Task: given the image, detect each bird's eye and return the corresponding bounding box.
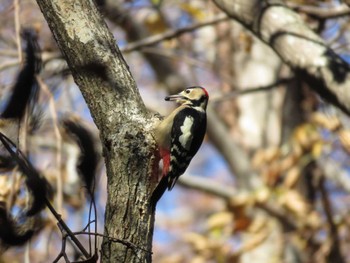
[185,89,191,94]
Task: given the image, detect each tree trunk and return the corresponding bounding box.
[34,0,158,262]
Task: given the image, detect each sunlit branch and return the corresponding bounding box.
[211,77,293,102]
[179,175,296,231]
[0,60,20,71]
[14,0,22,62]
[178,175,236,199]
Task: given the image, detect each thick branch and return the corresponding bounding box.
[213,0,350,115]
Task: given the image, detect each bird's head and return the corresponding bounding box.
[165,86,209,110]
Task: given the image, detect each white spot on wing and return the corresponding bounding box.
[193,106,205,112]
[179,116,194,150]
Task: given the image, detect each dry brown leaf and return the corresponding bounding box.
[190,256,208,263]
[283,166,301,189]
[264,147,281,163]
[183,232,209,252]
[206,211,233,230]
[252,149,266,168]
[252,147,281,168]
[144,13,168,34]
[180,3,206,21]
[0,176,11,200]
[292,143,303,159]
[227,194,253,232]
[254,187,270,203]
[279,155,298,172]
[262,162,281,186]
[160,254,183,263]
[311,112,341,131]
[338,129,350,153]
[305,211,322,229]
[239,31,253,52]
[311,141,324,158]
[279,190,309,216]
[247,216,267,233]
[293,124,319,150]
[234,214,252,232]
[238,231,268,254]
[229,193,252,207]
[234,211,251,231]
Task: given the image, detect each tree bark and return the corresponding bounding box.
[34,0,158,262]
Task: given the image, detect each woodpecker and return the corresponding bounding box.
[154,86,208,197]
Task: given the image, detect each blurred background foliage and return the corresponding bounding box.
[1,0,350,262]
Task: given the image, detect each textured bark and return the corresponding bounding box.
[34,0,158,262]
[213,0,350,115]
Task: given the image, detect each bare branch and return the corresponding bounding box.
[179,174,297,231]
[178,175,237,199]
[211,77,292,102]
[121,14,229,53]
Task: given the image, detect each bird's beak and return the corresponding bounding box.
[165,94,185,102]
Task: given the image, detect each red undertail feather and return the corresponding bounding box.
[160,148,170,177]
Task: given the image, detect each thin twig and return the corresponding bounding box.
[0,49,18,57]
[211,77,292,102]
[52,226,69,263]
[73,231,152,255]
[179,174,323,249]
[37,76,64,213]
[14,0,22,62]
[46,203,90,259]
[0,60,19,71]
[178,175,236,199]
[121,14,228,53]
[179,175,297,230]
[24,241,30,263]
[141,47,208,68]
[87,196,98,256]
[0,133,90,259]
